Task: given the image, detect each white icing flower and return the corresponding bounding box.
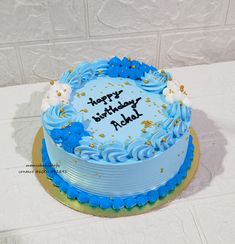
[41,81,72,112]
[162,80,192,107]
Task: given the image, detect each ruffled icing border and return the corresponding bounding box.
[41,135,194,210]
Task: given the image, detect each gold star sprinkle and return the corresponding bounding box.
[161,137,166,143]
[146,140,151,146]
[141,120,154,128]
[98,70,102,75]
[160,168,164,173]
[161,69,165,73]
[131,65,136,69]
[50,80,54,85]
[162,104,167,109]
[99,133,105,138]
[145,97,151,103]
[80,109,88,113]
[141,128,146,133]
[90,143,95,148]
[180,85,184,92]
[143,79,149,84]
[57,92,61,96]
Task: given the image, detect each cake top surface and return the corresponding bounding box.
[41,57,192,163]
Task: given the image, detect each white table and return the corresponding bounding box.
[0,61,235,244]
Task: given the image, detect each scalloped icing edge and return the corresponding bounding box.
[41,135,194,211]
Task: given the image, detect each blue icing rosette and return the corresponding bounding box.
[140,71,171,93]
[43,104,80,132]
[93,59,109,76]
[75,137,101,160]
[127,138,154,160]
[59,62,95,89]
[101,142,128,163]
[167,102,191,122]
[149,129,175,151]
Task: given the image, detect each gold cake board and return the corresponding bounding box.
[32,127,200,218]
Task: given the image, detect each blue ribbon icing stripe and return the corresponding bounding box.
[41,135,194,210]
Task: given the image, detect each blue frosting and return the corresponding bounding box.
[139,71,170,93]
[41,134,194,210]
[43,105,79,131]
[75,137,101,160]
[149,129,175,151]
[127,138,154,160]
[59,62,96,89]
[93,59,109,76]
[101,142,128,163]
[50,122,90,154]
[107,56,157,80]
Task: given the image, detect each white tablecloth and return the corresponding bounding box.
[0,61,235,244]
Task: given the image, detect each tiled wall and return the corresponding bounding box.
[0,0,235,86]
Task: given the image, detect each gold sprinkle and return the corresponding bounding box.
[61,125,66,129]
[90,143,95,148]
[69,69,73,73]
[161,137,166,143]
[143,79,149,84]
[161,69,165,73]
[162,104,167,109]
[128,136,132,139]
[141,128,146,133]
[146,140,151,146]
[124,81,131,86]
[57,92,61,96]
[180,85,184,92]
[174,119,180,125]
[99,133,105,138]
[50,80,54,85]
[160,168,164,173]
[131,65,136,69]
[80,109,88,113]
[169,77,172,81]
[81,92,86,96]
[98,70,102,75]
[59,107,64,113]
[127,56,131,61]
[141,120,154,128]
[63,89,66,92]
[145,97,151,103]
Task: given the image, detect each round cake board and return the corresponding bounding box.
[32,127,200,218]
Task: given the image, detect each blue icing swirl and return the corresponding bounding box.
[93,59,108,76]
[140,71,170,93]
[75,137,101,160]
[150,129,175,151]
[101,142,128,163]
[43,104,79,131]
[127,138,154,160]
[173,120,187,138]
[59,62,95,89]
[167,102,191,122]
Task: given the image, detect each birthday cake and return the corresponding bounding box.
[41,56,193,211]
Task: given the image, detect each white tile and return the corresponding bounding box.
[0,118,41,169]
[0,166,90,232]
[0,0,52,43]
[20,44,58,84]
[160,28,235,68]
[0,82,46,120]
[226,0,235,25]
[54,36,158,74]
[192,194,235,244]
[0,207,203,244]
[0,47,21,87]
[47,0,86,38]
[87,0,228,36]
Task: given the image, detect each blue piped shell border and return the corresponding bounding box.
[41,136,194,210]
